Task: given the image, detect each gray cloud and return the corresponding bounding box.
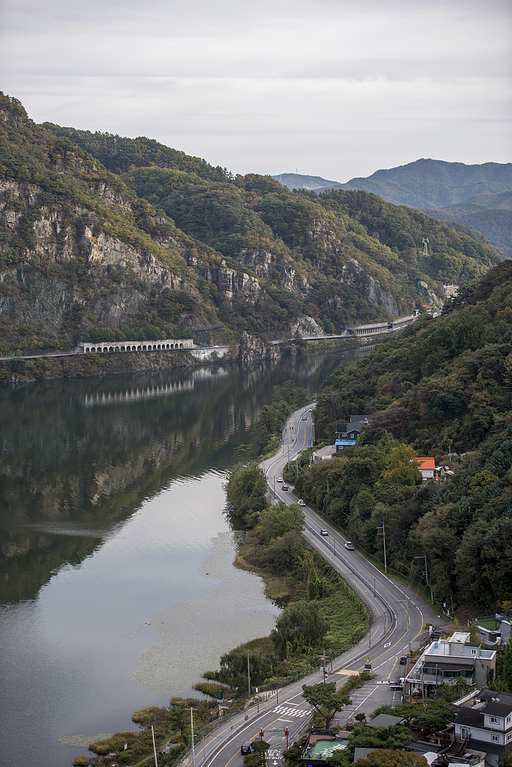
[1,0,511,181]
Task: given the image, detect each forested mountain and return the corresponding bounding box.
[298,260,512,611]
[425,191,512,256]
[274,160,512,256]
[0,93,503,355]
[275,161,512,255]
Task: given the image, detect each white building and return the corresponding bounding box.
[451,689,512,766]
[406,633,496,695]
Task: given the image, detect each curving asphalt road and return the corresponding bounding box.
[179,405,442,767]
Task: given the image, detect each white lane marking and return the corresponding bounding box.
[272,705,309,718]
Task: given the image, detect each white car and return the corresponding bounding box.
[344,541,355,550]
[298,499,306,506]
[320,529,329,536]
[277,477,283,483]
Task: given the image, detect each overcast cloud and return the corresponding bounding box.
[1,0,511,181]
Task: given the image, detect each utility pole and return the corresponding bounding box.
[151,726,158,767]
[415,553,433,603]
[190,708,196,767]
[247,650,251,697]
[376,521,387,573]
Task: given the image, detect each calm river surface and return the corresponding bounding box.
[0,349,362,767]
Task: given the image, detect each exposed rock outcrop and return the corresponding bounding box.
[238,331,279,363]
[290,315,325,338]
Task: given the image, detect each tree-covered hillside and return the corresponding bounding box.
[425,191,512,257]
[329,159,512,255]
[297,261,512,611]
[0,92,504,355]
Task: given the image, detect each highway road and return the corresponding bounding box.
[180,405,442,767]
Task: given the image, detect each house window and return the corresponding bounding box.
[507,715,512,724]
[490,716,500,724]
[471,649,477,655]
[491,735,499,743]
[461,728,470,740]
[507,732,512,743]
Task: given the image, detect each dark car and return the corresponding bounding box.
[241,742,253,755]
[399,656,408,665]
[282,485,289,491]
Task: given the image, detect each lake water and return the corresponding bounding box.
[0,349,359,766]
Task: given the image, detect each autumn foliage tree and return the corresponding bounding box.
[379,445,422,487]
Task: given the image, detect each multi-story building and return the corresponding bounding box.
[405,633,496,698]
[450,688,512,766]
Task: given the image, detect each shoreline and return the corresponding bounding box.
[0,332,384,385]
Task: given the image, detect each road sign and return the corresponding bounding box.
[308,439,311,446]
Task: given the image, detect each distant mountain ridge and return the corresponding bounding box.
[271,173,342,193]
[274,159,512,254]
[341,158,512,207]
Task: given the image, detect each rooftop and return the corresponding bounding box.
[425,639,495,660]
[303,736,348,762]
[367,713,406,728]
[415,457,436,470]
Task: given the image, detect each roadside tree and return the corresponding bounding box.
[301,681,351,729]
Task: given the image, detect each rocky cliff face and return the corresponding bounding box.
[238,331,279,363]
[0,173,281,349]
[0,172,403,350]
[206,258,262,302]
[3,93,497,358]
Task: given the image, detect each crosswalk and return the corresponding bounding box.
[272,704,309,718]
[338,686,379,723]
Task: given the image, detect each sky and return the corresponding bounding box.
[1,0,511,182]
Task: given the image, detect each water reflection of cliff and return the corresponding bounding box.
[0,350,356,604]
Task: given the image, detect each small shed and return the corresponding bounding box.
[367,713,406,728]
